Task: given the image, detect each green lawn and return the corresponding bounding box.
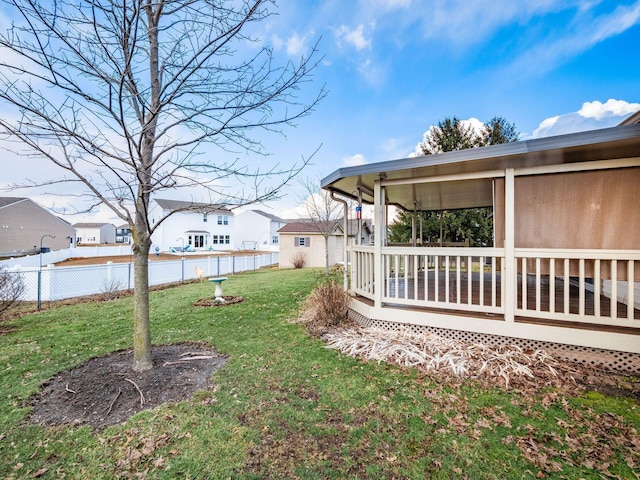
[1,268,639,479]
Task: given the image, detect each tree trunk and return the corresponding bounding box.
[132,228,152,371]
[129,0,160,372]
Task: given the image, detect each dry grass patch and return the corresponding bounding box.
[324,326,572,389]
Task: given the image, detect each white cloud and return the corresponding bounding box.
[420,0,568,44]
[578,99,640,120]
[369,0,411,11]
[412,117,485,156]
[343,153,367,167]
[508,1,640,76]
[531,99,640,138]
[334,24,373,51]
[271,31,312,56]
[286,32,306,56]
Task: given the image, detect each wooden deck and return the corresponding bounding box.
[386,272,640,320]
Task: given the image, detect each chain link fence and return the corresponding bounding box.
[2,253,278,309]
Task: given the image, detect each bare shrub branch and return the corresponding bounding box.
[100,277,126,301]
[298,280,352,337]
[290,251,307,269]
[0,266,26,319]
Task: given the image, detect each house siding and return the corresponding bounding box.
[0,199,75,256]
[234,210,285,250]
[149,201,234,252]
[280,232,335,268]
[75,224,116,244]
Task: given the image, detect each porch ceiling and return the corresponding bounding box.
[321,124,640,211]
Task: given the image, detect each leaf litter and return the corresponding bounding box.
[323,326,640,477]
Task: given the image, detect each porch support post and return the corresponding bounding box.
[411,202,418,247]
[504,168,516,322]
[374,180,384,308]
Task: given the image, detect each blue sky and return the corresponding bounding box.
[1,0,639,221]
[261,0,640,216]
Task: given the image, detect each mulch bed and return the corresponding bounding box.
[192,295,244,307]
[27,342,226,431]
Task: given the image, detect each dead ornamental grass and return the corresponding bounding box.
[297,280,353,337]
[323,327,563,388]
[295,280,560,388]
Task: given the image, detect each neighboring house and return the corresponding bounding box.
[115,224,132,244]
[277,218,373,269]
[321,121,640,369]
[149,198,234,252]
[234,209,286,250]
[0,197,75,257]
[74,223,116,244]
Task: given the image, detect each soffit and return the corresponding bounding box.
[321,124,640,211]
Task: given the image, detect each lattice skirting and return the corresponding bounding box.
[348,309,640,374]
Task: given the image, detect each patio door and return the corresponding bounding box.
[189,234,205,248]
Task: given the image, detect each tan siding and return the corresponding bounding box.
[494,167,640,280]
[279,232,342,268]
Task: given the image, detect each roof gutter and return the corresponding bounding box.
[330,191,349,292]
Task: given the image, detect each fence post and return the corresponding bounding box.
[37,269,42,311]
[107,261,113,283]
[181,257,185,282]
[232,256,235,275]
[217,256,220,277]
[128,262,132,291]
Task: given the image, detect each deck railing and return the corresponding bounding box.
[515,249,639,327]
[350,245,640,329]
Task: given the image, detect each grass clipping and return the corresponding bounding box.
[324,327,562,388]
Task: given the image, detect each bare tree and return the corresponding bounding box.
[0,0,324,370]
[298,178,349,274]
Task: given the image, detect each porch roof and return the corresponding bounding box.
[321,124,640,211]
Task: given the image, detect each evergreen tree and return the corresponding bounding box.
[390,116,518,247]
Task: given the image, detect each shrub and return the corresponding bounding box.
[0,265,25,319]
[298,279,352,337]
[99,277,126,301]
[290,251,307,269]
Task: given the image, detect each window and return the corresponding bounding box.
[295,237,310,247]
[212,235,219,244]
[224,235,230,244]
[272,236,278,244]
[217,215,229,225]
[203,214,207,223]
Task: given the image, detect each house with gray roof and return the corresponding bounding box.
[149,198,234,252]
[73,222,116,244]
[234,209,286,251]
[0,197,75,257]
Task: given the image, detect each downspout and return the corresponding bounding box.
[330,191,349,291]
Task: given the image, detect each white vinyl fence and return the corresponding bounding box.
[0,245,135,269]
[5,253,278,304]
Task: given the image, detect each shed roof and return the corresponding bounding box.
[277,222,323,234]
[321,124,640,211]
